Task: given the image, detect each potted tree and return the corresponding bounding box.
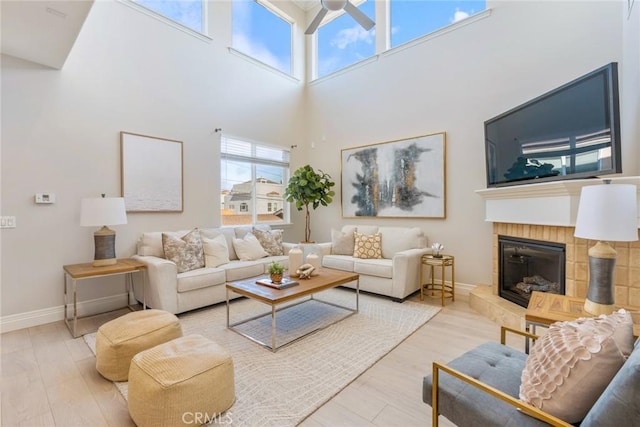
[284,165,335,243]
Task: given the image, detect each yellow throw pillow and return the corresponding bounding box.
[353,231,382,259]
[519,309,634,424]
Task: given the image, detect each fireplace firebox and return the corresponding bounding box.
[498,235,565,308]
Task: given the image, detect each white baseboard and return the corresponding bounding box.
[1,293,129,333]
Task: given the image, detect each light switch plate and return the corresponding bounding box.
[0,216,16,228]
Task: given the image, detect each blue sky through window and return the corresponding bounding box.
[232,0,292,74]
[134,0,203,32]
[391,0,486,47]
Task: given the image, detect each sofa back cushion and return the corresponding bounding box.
[138,229,191,258]
[581,337,640,426]
[378,227,426,259]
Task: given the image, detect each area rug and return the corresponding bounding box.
[84,288,440,426]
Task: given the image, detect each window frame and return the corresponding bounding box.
[123,0,210,40]
[231,0,295,76]
[220,135,291,227]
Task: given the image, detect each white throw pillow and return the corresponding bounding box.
[519,309,634,423]
[331,228,355,255]
[232,233,269,261]
[202,234,230,268]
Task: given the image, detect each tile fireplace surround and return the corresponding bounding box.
[472,176,640,328]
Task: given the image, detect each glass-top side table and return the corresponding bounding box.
[420,254,455,306]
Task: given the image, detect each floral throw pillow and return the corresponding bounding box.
[162,229,205,273]
[353,231,382,259]
[252,227,284,256]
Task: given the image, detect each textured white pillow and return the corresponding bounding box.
[331,229,355,255]
[162,229,205,273]
[202,234,230,268]
[519,309,634,423]
[232,233,268,261]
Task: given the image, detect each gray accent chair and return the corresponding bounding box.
[423,327,640,427]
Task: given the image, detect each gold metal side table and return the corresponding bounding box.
[420,254,455,306]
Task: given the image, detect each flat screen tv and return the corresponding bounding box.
[484,63,621,188]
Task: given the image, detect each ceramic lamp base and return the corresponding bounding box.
[93,226,117,267]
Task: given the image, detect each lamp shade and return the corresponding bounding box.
[80,197,128,227]
[574,184,638,242]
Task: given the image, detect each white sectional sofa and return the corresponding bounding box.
[131,225,295,314]
[318,225,430,301]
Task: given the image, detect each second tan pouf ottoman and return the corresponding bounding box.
[128,334,235,427]
[95,309,182,381]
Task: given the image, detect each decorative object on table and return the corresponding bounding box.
[267,261,285,284]
[574,180,638,315]
[431,242,444,258]
[341,132,446,218]
[306,252,320,276]
[121,131,183,212]
[296,263,315,279]
[256,277,299,289]
[288,246,303,277]
[80,194,128,266]
[284,165,335,243]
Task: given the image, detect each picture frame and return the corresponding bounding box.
[341,132,446,218]
[120,131,183,212]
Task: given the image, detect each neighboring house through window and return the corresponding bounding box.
[220,135,290,226]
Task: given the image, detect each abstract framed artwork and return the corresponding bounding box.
[341,132,446,218]
[120,131,183,212]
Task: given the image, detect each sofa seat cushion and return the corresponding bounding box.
[423,342,548,427]
[177,268,226,293]
[354,258,393,279]
[221,261,266,282]
[322,255,355,272]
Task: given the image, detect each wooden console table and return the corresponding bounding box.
[525,291,640,351]
[63,258,147,338]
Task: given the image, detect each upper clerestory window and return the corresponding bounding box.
[390,0,486,48]
[232,0,293,75]
[133,0,205,33]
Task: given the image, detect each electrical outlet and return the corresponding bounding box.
[0,216,16,228]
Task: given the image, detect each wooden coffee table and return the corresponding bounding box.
[226,268,359,352]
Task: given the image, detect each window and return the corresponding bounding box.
[317,0,375,78]
[220,136,290,226]
[133,0,204,32]
[232,0,292,74]
[390,0,486,47]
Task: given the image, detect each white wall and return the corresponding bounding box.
[304,1,628,288]
[0,0,307,323]
[1,0,637,329]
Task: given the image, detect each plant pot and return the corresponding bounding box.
[270,273,283,284]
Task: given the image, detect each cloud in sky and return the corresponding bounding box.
[451,8,471,23]
[330,25,374,50]
[232,33,288,73]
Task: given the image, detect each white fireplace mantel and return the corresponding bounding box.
[475,176,640,227]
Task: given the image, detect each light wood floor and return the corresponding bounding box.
[1,293,520,426]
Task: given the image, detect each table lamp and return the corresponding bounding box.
[81,194,128,266]
[574,181,638,315]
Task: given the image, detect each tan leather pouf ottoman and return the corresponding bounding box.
[95,309,182,381]
[128,334,235,427]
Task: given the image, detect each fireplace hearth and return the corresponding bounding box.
[499,235,566,308]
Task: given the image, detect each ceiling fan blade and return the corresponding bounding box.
[343,1,375,31]
[305,8,329,35]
